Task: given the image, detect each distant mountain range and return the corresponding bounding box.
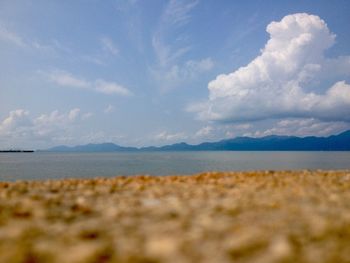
[43,130,350,152]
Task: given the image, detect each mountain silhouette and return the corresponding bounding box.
[44,130,350,152]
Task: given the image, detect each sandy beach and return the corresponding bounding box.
[1,170,350,263]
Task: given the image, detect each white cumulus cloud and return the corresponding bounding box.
[190,13,350,123]
[0,108,92,148]
[0,110,31,133]
[68,108,81,121]
[154,131,187,142]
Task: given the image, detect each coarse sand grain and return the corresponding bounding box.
[1,170,350,263]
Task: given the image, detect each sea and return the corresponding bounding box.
[0,151,350,181]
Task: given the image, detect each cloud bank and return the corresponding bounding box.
[190,13,350,123]
[0,108,91,148]
[252,118,350,138]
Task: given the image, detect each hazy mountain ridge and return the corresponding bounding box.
[42,130,350,152]
[45,143,138,152]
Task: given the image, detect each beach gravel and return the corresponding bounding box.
[1,170,350,262]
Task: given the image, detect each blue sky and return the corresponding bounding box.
[1,0,350,149]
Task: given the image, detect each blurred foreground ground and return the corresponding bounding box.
[1,170,350,263]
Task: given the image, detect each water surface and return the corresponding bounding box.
[0,151,349,181]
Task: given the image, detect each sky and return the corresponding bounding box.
[1,0,350,149]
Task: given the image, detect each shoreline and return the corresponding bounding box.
[1,170,350,262]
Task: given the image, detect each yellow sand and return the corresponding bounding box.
[1,170,350,263]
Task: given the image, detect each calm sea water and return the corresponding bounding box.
[0,151,349,181]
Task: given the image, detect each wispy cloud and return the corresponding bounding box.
[48,70,89,88]
[160,0,199,28]
[0,24,26,47]
[95,80,131,96]
[104,104,115,114]
[151,57,214,91]
[114,0,145,53]
[153,0,198,67]
[0,22,116,66]
[0,23,70,55]
[46,70,132,96]
[151,0,214,91]
[100,37,119,55]
[81,55,106,66]
[152,36,191,68]
[81,37,120,66]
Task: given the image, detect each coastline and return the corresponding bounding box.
[1,170,350,262]
[0,150,34,153]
